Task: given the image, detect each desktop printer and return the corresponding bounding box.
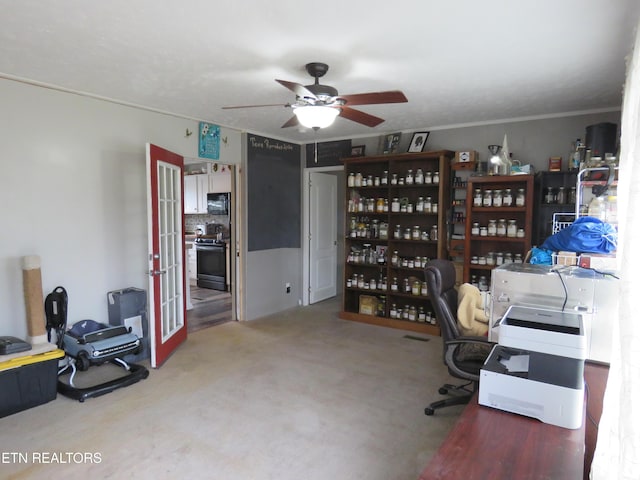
[478,305,586,429]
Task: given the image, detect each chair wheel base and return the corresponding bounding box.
[424,407,435,416]
[438,387,448,395]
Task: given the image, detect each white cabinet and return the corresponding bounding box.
[184,174,210,214]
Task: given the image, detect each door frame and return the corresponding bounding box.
[301,165,344,306]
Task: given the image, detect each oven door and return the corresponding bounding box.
[196,244,226,291]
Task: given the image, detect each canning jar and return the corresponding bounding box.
[381,171,388,185]
[556,186,566,205]
[473,189,483,207]
[394,224,402,239]
[496,219,507,237]
[406,169,414,185]
[480,226,488,237]
[433,171,440,183]
[391,197,400,212]
[507,220,517,238]
[391,173,398,185]
[544,187,555,204]
[430,225,438,241]
[404,228,411,240]
[488,219,498,236]
[348,172,355,187]
[483,189,493,207]
[424,196,432,213]
[412,225,421,240]
[516,188,526,207]
[503,188,513,206]
[424,171,433,184]
[493,189,503,207]
[416,196,424,212]
[415,168,424,184]
[471,222,480,236]
[355,172,362,187]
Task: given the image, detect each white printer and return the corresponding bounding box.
[479,305,586,429]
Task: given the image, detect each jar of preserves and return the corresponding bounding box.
[471,255,479,264]
[403,228,411,240]
[415,168,424,184]
[480,226,488,237]
[507,220,517,237]
[432,203,438,214]
[374,176,380,186]
[416,196,424,212]
[486,252,495,265]
[504,252,513,264]
[391,173,398,185]
[556,186,566,205]
[390,303,398,318]
[391,197,400,213]
[516,188,526,207]
[412,225,421,240]
[430,225,438,241]
[394,224,402,239]
[516,227,525,238]
[391,277,399,292]
[424,171,433,184]
[379,222,388,239]
[381,170,389,185]
[471,222,480,235]
[418,306,426,322]
[496,219,507,237]
[408,305,417,321]
[514,253,523,263]
[376,198,385,213]
[366,174,373,186]
[483,189,493,207]
[495,252,504,266]
[421,281,429,296]
[403,278,411,293]
[503,188,513,206]
[412,280,421,295]
[433,171,440,183]
[347,172,355,187]
[391,250,399,266]
[357,274,365,288]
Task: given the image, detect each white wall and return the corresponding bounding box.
[0,78,240,339]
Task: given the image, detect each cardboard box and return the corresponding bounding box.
[0,349,64,418]
[579,253,617,272]
[359,295,379,316]
[549,156,562,171]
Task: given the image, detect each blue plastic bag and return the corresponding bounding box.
[529,247,553,265]
[540,216,617,253]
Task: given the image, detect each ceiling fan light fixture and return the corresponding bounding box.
[293,105,339,129]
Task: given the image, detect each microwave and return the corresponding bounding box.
[207,192,230,215]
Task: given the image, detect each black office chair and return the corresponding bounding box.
[423,259,494,415]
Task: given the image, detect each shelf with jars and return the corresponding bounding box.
[340,150,454,335]
[463,175,533,290]
[533,171,578,246]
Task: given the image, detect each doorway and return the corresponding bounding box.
[302,166,345,306]
[184,159,236,332]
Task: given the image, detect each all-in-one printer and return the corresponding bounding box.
[479,305,587,429]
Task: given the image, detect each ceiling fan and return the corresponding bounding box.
[222,62,408,129]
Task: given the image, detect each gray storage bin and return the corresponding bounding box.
[107,287,149,362]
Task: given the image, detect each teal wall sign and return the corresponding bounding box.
[198,122,220,160]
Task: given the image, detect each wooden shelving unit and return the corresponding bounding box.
[463,175,534,286]
[339,150,454,335]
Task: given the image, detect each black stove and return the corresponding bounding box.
[194,237,226,245]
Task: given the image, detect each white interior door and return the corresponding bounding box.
[146,143,187,368]
[309,172,338,303]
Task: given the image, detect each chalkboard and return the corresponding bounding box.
[247,135,301,251]
[305,140,352,167]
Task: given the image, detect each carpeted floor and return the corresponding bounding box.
[0,297,464,480]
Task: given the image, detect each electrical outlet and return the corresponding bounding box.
[286,283,291,294]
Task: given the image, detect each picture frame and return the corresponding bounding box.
[382,133,401,154]
[408,131,430,153]
[351,145,366,157]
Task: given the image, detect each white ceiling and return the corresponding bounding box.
[1,0,638,144]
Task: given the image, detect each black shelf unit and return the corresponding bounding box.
[533,171,578,246]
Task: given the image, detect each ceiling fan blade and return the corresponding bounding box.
[222,103,290,109]
[281,115,300,128]
[276,79,317,99]
[339,106,385,127]
[338,90,408,106]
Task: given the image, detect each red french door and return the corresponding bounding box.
[146,143,187,367]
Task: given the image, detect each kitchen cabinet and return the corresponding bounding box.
[463,175,533,287]
[184,174,210,214]
[339,150,454,335]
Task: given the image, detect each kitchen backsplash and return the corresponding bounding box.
[185,214,230,235]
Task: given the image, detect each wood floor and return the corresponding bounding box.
[187,283,232,333]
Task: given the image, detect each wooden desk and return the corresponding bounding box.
[419,362,608,480]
